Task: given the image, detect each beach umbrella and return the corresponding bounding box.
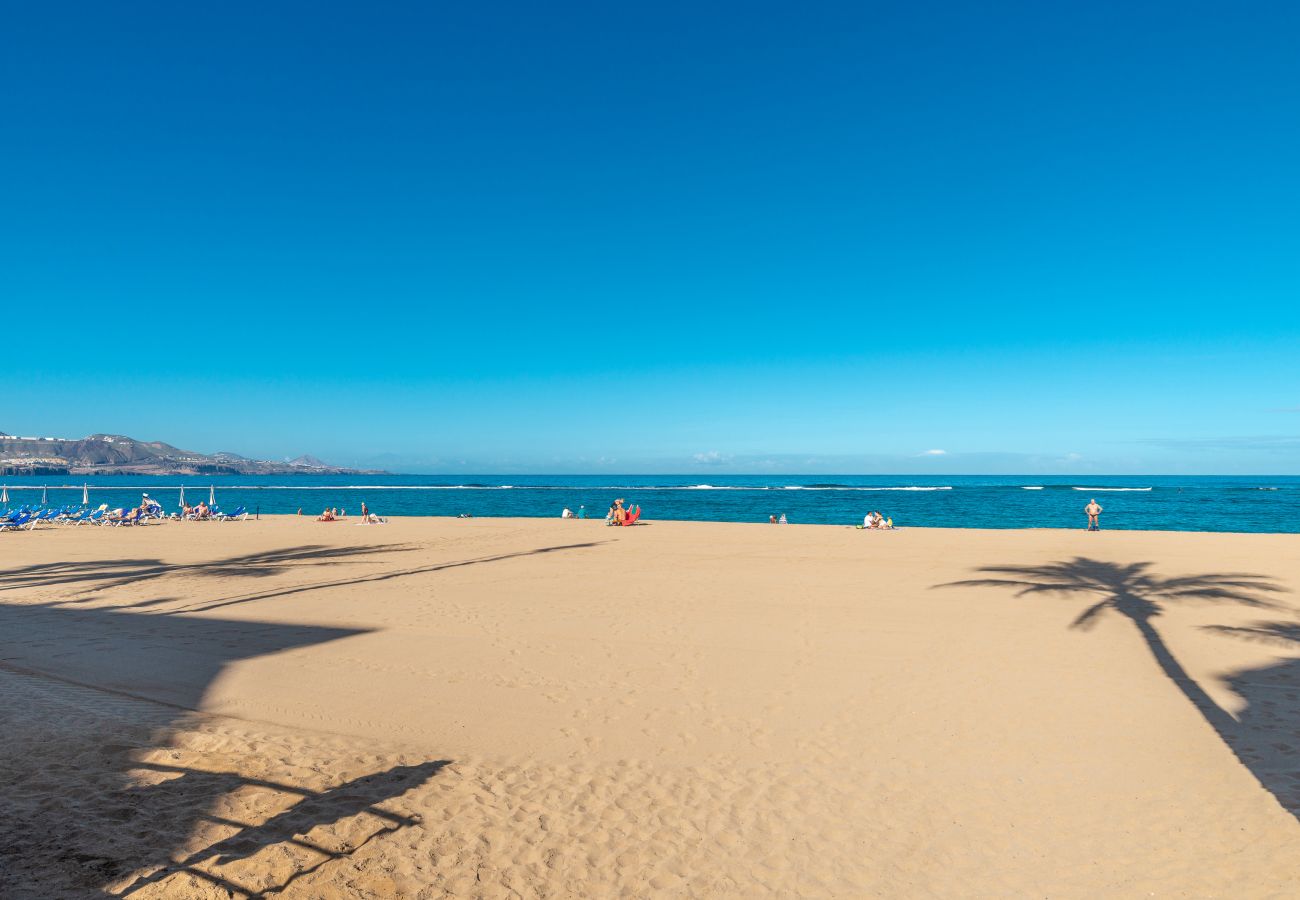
[209,484,216,506]
[179,485,186,508]
[82,483,89,505]
[1,485,7,503]
[41,485,47,505]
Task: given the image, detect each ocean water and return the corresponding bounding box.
[3,474,1300,533]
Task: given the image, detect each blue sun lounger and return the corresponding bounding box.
[0,512,33,532]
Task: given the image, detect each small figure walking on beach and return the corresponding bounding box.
[1085,498,1103,531]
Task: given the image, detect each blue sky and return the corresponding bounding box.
[3,2,1298,474]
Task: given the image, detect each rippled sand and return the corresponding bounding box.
[2,517,1298,897]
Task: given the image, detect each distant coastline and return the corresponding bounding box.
[0,430,383,477]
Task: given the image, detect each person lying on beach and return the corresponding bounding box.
[317,508,336,522]
[362,512,386,524]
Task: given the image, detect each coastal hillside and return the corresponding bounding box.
[0,430,381,476]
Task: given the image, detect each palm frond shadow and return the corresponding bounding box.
[1202,621,1300,648]
[0,543,422,603]
[115,759,448,897]
[0,661,448,898]
[937,558,1300,823]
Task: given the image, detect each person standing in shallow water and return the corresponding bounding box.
[1085,499,1103,531]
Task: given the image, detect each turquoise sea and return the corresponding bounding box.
[3,474,1300,533]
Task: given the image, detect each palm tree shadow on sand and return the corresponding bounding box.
[0,538,610,896]
[937,558,1300,824]
[0,613,448,899]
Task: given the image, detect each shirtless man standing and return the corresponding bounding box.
[1085,499,1103,531]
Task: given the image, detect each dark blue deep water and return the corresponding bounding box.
[3,474,1300,533]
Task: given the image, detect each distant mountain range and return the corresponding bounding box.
[0,431,384,476]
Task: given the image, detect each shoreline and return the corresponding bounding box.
[30,511,1299,537]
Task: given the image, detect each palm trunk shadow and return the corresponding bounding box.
[1127,611,1239,735]
[937,558,1298,825]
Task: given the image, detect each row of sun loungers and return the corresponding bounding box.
[0,506,144,530]
[0,504,249,532]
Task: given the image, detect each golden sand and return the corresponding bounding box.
[2,516,1298,897]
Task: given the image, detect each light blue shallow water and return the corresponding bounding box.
[3,474,1300,533]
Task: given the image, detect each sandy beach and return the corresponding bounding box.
[2,516,1298,897]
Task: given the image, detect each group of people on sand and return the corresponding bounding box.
[182,500,212,520]
[316,502,386,524]
[861,511,893,530]
[606,498,640,525]
[769,513,788,524]
[560,499,639,525]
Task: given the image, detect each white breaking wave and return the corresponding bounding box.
[183,485,504,490]
[1021,486,1044,490]
[58,482,956,492]
[780,485,952,491]
[1072,487,1152,492]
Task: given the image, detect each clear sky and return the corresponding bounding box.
[4,2,1298,474]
